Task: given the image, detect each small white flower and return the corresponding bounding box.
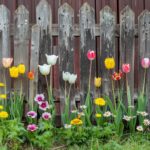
[123,115,132,121]
[45,54,58,65]
[103,111,112,117]
[62,71,70,81]
[136,125,143,132]
[38,64,51,75]
[143,119,150,126]
[128,105,135,109]
[80,105,87,109]
[64,124,72,129]
[137,111,148,117]
[78,112,85,116]
[68,74,77,84]
[71,110,78,113]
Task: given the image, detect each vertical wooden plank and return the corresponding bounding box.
[36,0,52,94]
[138,10,150,112]
[99,6,116,96]
[0,5,10,90]
[58,3,74,73]
[79,3,96,100]
[14,5,29,97]
[29,24,40,108]
[58,3,74,109]
[120,6,135,104]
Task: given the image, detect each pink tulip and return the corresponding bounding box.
[2,58,13,68]
[122,64,130,73]
[27,124,38,132]
[87,50,96,60]
[141,58,150,69]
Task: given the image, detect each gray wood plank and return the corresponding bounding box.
[79,2,96,101]
[58,3,74,109]
[120,6,135,105]
[14,5,29,98]
[36,0,52,94]
[99,6,116,97]
[138,10,150,112]
[29,24,40,109]
[0,5,11,92]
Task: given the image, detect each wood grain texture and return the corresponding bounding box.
[79,2,96,101]
[14,5,29,97]
[0,5,10,92]
[29,24,40,109]
[138,10,150,112]
[99,6,116,96]
[36,0,52,94]
[120,6,135,104]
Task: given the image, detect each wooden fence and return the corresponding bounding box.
[0,0,150,125]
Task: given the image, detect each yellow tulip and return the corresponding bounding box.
[104,57,115,69]
[9,66,19,78]
[18,64,26,74]
[94,77,102,88]
[0,94,7,99]
[0,83,5,87]
[0,105,3,110]
[0,111,8,119]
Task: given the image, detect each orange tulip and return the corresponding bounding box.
[28,71,34,80]
[2,58,13,68]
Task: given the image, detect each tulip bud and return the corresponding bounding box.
[122,64,130,73]
[94,77,101,88]
[87,50,96,61]
[141,58,150,69]
[38,64,51,76]
[45,54,58,65]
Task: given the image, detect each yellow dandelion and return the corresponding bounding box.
[94,98,106,106]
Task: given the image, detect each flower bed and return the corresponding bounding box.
[0,51,149,149]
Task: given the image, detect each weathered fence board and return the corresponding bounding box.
[0,5,11,91]
[14,5,29,97]
[99,6,116,97]
[79,3,96,102]
[58,3,75,109]
[29,24,40,109]
[120,6,135,105]
[36,0,52,94]
[138,10,150,112]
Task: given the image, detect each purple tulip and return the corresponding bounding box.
[27,124,38,132]
[42,112,51,120]
[27,111,37,118]
[141,58,150,69]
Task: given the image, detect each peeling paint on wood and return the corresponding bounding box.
[138,10,150,112]
[99,6,116,96]
[14,5,29,98]
[79,3,96,102]
[0,5,11,91]
[29,24,40,109]
[120,6,135,104]
[36,0,52,94]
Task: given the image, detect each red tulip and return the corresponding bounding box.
[122,64,130,73]
[112,71,123,81]
[87,50,96,60]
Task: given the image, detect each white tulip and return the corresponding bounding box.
[62,71,70,81]
[68,74,77,84]
[38,64,51,75]
[45,54,58,65]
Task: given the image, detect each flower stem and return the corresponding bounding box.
[68,84,72,99]
[45,75,50,104]
[111,80,116,111]
[65,81,66,100]
[49,67,53,97]
[20,78,23,101]
[88,60,92,92]
[142,69,146,96]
